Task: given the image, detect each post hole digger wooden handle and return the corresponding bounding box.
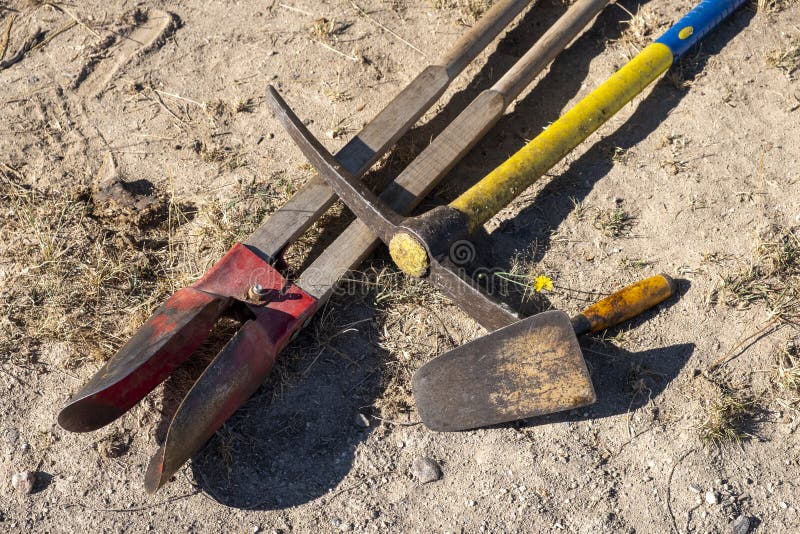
[570,274,676,336]
[412,274,678,431]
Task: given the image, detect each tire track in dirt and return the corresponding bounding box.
[75,9,178,99]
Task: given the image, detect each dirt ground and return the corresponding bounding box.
[1,0,800,532]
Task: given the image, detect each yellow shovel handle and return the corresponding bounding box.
[449,43,674,231]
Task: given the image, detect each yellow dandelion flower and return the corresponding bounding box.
[533,275,554,292]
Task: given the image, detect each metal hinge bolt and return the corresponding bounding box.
[248,283,269,301]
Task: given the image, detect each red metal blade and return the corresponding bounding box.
[58,243,296,432]
[145,281,317,492]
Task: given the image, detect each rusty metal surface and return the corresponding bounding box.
[58,243,318,433]
[145,291,318,492]
[265,86,402,245]
[58,288,230,432]
[413,310,596,431]
[427,256,520,331]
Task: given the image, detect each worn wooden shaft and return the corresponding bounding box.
[570,274,676,336]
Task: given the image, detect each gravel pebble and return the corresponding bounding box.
[3,428,19,444]
[11,471,36,494]
[411,456,442,484]
[354,413,370,428]
[705,490,719,505]
[732,515,751,534]
[689,484,702,493]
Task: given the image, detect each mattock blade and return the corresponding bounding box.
[265,86,402,245]
[267,85,520,330]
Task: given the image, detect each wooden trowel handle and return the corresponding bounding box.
[570,274,676,336]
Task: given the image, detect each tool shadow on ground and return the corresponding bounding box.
[180,301,387,509]
[480,8,755,271]
[509,279,692,427]
[162,1,580,510]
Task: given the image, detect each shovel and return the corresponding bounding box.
[413,274,675,431]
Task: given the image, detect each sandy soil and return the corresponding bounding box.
[1,0,800,532]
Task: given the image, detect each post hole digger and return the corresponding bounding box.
[57,0,620,493]
[268,0,746,430]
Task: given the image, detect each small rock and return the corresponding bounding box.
[732,515,751,534]
[411,456,442,484]
[705,490,719,505]
[11,472,36,494]
[3,428,19,444]
[779,501,789,510]
[354,413,370,428]
[689,484,703,493]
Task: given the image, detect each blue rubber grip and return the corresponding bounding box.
[655,0,746,60]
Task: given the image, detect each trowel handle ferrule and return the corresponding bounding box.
[570,274,676,336]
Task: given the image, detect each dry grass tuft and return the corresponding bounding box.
[308,17,350,42]
[0,162,292,372]
[205,98,228,117]
[96,428,132,458]
[614,4,666,57]
[0,177,187,369]
[756,0,799,14]
[492,249,553,307]
[336,263,457,417]
[767,39,800,80]
[699,379,756,447]
[234,97,255,113]
[433,0,493,24]
[594,206,635,238]
[200,142,246,172]
[716,225,800,319]
[772,340,800,416]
